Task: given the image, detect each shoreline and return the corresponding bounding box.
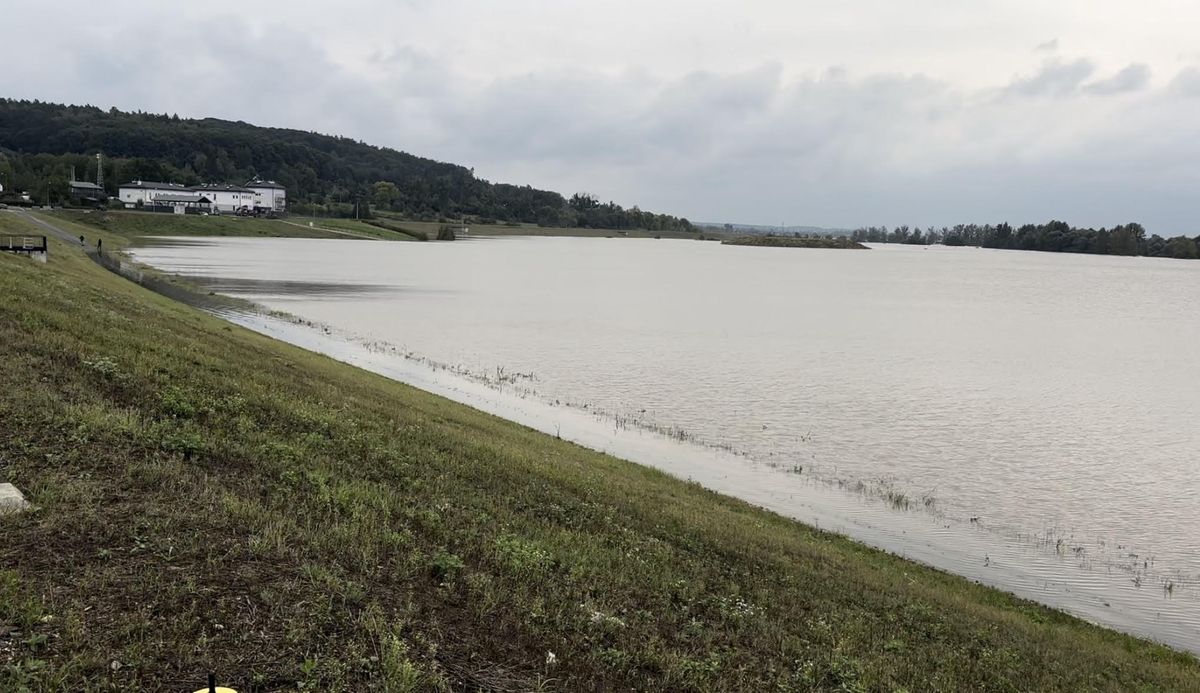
[3,217,1197,688]
[117,229,1200,656]
[721,235,869,249]
[211,306,1200,656]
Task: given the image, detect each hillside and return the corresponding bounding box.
[0,99,693,231]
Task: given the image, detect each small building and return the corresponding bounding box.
[68,181,107,207]
[148,193,212,215]
[245,179,287,214]
[118,180,192,208]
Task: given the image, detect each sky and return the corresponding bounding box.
[8,1,1200,233]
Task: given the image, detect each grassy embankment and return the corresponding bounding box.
[1,210,1198,691]
[722,235,869,250]
[370,212,721,240]
[47,209,427,244]
[47,209,710,243]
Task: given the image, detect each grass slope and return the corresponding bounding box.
[46,210,350,241]
[291,217,417,241]
[0,215,1197,691]
[46,209,705,244]
[370,212,721,240]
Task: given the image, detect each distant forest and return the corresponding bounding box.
[0,99,693,231]
[851,221,1199,259]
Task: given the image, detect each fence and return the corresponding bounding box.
[89,250,245,312]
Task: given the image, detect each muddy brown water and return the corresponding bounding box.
[130,236,1200,653]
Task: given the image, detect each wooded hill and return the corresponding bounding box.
[0,99,693,230]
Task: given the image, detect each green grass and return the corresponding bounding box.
[47,209,351,242]
[0,214,1197,690]
[49,207,717,244]
[0,210,51,237]
[295,217,418,241]
[360,218,433,241]
[373,213,718,240]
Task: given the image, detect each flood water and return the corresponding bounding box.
[129,236,1200,653]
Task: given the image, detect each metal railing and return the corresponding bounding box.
[0,235,48,253]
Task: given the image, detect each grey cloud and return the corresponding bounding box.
[49,16,398,144]
[1035,39,1059,53]
[1005,58,1095,97]
[1169,66,1200,97]
[1083,64,1151,95]
[9,2,1200,233]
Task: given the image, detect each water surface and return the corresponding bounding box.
[130,236,1200,653]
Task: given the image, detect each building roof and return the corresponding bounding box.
[245,179,285,190]
[120,180,190,191]
[69,181,104,191]
[191,183,254,193]
[152,193,211,203]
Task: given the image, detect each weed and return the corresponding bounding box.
[430,551,464,582]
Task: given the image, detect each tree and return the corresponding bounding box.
[569,192,599,211]
[1167,236,1198,259]
[371,181,400,210]
[1109,223,1144,256]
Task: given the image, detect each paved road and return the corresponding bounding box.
[6,209,87,246]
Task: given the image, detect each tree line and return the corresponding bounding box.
[850,221,1199,259]
[0,99,693,231]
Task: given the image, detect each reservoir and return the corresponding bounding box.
[129,235,1200,653]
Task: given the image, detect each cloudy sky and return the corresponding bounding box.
[10,1,1200,232]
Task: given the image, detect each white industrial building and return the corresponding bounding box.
[117,180,193,207]
[191,183,256,213]
[118,179,287,215]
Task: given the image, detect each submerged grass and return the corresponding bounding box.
[722,235,869,249]
[375,214,713,240]
[0,214,1198,690]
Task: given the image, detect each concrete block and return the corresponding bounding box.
[0,483,30,514]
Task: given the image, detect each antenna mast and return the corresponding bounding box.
[96,153,104,189]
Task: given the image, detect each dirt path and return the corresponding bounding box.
[9,209,85,246]
[277,218,379,240]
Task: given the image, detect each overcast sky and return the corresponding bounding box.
[9,1,1200,232]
